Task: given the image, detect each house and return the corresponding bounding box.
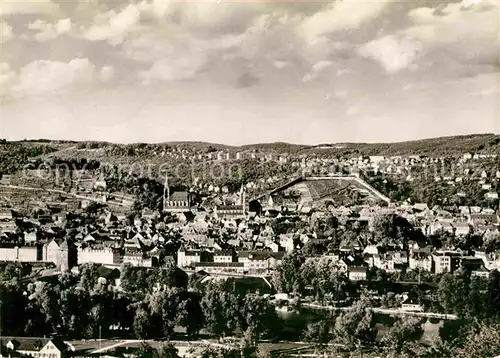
[400,296,424,312]
[122,252,153,267]
[0,243,43,262]
[164,191,192,213]
[459,256,484,272]
[265,240,280,253]
[452,222,471,237]
[409,249,433,272]
[0,208,13,221]
[215,205,246,220]
[43,239,77,272]
[485,192,499,200]
[2,337,70,358]
[177,246,209,268]
[432,251,461,274]
[279,234,295,253]
[348,266,367,281]
[471,266,490,279]
[413,203,429,212]
[213,250,235,263]
[77,245,120,266]
[237,251,284,273]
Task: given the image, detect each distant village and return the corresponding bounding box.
[0,145,499,283]
[0,141,500,357]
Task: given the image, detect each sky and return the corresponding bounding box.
[0,0,499,145]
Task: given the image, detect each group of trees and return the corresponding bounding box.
[437,269,500,319]
[272,251,355,304]
[0,142,56,175]
[302,300,424,356]
[0,263,281,345]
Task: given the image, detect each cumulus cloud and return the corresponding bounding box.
[84,4,141,45]
[298,0,392,43]
[0,0,60,16]
[273,61,289,69]
[403,0,499,68]
[0,63,16,87]
[302,60,333,82]
[358,35,423,74]
[99,66,115,82]
[9,59,112,97]
[138,56,207,85]
[28,18,72,42]
[0,21,13,43]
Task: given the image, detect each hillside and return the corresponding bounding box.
[304,134,500,157]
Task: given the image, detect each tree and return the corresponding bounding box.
[134,342,157,358]
[201,282,243,339]
[486,269,500,318]
[133,304,152,339]
[303,320,332,352]
[241,294,279,341]
[157,343,181,358]
[381,317,424,354]
[271,251,305,294]
[147,288,181,339]
[79,262,101,291]
[333,301,377,350]
[176,294,204,337]
[453,321,500,358]
[437,271,470,316]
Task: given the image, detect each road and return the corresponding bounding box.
[302,302,458,320]
[88,338,233,354]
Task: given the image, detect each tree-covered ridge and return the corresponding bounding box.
[4,133,500,159]
[0,142,57,175]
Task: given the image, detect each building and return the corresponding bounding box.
[237,251,284,273]
[43,239,77,272]
[193,262,244,274]
[0,243,43,262]
[177,246,209,268]
[409,249,433,272]
[348,266,367,281]
[77,246,120,266]
[214,205,246,219]
[432,251,461,274]
[122,252,153,267]
[2,337,70,358]
[401,296,424,312]
[213,250,235,263]
[164,191,192,213]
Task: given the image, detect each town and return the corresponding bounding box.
[0,135,499,358]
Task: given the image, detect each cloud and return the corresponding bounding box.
[10,59,111,97]
[298,0,392,43]
[0,63,16,91]
[302,60,333,82]
[99,66,115,82]
[28,18,72,42]
[404,0,499,67]
[273,61,288,69]
[236,71,261,88]
[358,35,422,74]
[138,56,207,85]
[84,4,141,45]
[0,21,13,43]
[0,0,60,16]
